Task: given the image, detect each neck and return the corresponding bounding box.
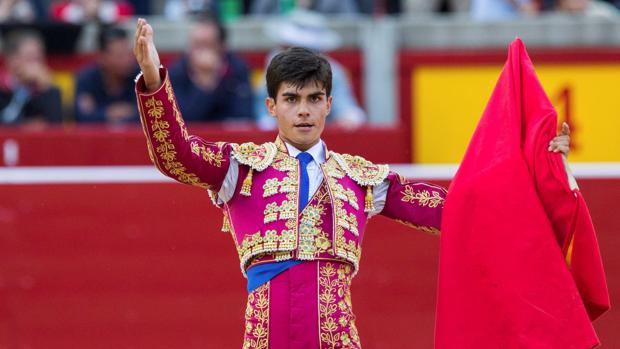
[278,134,319,152]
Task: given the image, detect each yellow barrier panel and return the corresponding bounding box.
[413,64,620,163]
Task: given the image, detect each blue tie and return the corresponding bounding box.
[296,152,313,211]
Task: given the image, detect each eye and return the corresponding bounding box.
[311,95,322,103]
[285,96,296,103]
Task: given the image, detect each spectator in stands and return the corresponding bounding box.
[50,0,134,24]
[0,0,45,23]
[74,26,139,124]
[542,0,619,16]
[0,30,62,125]
[250,0,360,15]
[127,0,151,15]
[256,9,366,130]
[401,0,469,15]
[163,0,218,20]
[470,0,539,21]
[168,12,254,122]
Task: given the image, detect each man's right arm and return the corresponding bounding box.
[134,18,234,193]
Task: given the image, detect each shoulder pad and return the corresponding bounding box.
[231,142,278,171]
[330,151,389,186]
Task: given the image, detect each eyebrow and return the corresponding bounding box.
[281,91,326,98]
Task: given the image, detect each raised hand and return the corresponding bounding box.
[134,18,162,92]
[548,122,571,156]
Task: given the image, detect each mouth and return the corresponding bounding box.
[294,123,314,130]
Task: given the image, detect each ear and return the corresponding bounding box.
[326,95,333,116]
[266,97,277,117]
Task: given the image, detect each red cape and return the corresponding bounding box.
[435,39,610,349]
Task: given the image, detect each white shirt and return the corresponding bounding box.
[218,140,389,217]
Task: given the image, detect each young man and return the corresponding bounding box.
[133,19,570,348]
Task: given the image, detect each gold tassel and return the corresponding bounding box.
[365,185,374,212]
[221,214,231,232]
[240,168,253,196]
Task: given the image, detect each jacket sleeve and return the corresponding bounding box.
[380,172,447,235]
[135,67,232,192]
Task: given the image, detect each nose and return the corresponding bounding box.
[297,100,310,118]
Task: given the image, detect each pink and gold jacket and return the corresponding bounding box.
[135,68,447,278]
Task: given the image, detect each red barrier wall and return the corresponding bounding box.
[0,126,410,166]
[1,178,617,348]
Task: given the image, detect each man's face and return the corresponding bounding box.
[101,38,134,78]
[8,38,44,75]
[188,23,222,73]
[267,81,332,151]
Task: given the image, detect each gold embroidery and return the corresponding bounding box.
[331,152,389,187]
[364,185,374,213]
[262,175,297,198]
[331,182,359,211]
[263,202,278,224]
[240,169,254,196]
[401,185,445,208]
[323,158,362,274]
[145,97,164,118]
[279,176,296,193]
[348,213,359,236]
[278,200,296,220]
[243,283,269,349]
[319,262,360,348]
[143,92,209,190]
[271,155,297,172]
[324,156,345,179]
[221,213,231,232]
[298,191,327,259]
[262,178,280,197]
[232,142,278,171]
[190,141,224,167]
[238,229,297,272]
[395,219,441,235]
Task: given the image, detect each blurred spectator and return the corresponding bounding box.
[0,0,36,22]
[127,0,151,15]
[50,0,134,24]
[0,30,62,125]
[256,9,366,130]
[402,0,470,14]
[470,0,539,21]
[168,12,254,122]
[542,0,619,16]
[250,0,360,15]
[163,0,218,20]
[74,26,139,124]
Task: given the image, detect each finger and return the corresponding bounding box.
[561,122,570,136]
[135,18,143,44]
[139,37,149,61]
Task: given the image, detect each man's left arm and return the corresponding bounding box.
[371,122,571,235]
[372,173,447,235]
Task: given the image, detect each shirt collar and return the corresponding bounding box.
[285,140,326,165]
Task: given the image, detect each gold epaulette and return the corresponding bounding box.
[330,152,390,213]
[231,142,278,171]
[330,152,389,187]
[231,142,278,196]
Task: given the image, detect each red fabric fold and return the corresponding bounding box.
[435,38,610,349]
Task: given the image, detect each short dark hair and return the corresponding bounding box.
[193,11,226,44]
[266,47,332,100]
[98,26,128,51]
